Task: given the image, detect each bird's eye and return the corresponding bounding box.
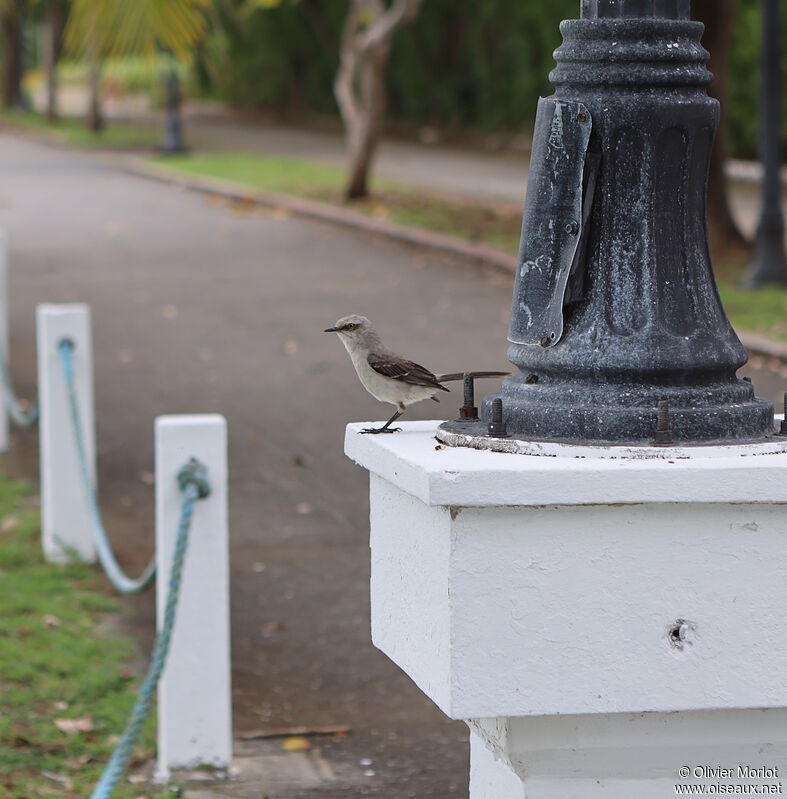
[346,323,358,331]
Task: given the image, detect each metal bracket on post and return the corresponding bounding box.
[36,304,96,564]
[154,414,232,780]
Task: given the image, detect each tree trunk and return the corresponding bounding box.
[43,4,65,122]
[345,50,388,199]
[334,0,421,201]
[1,7,24,109]
[87,50,103,133]
[694,0,748,253]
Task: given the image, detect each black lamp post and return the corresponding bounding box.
[443,0,774,445]
[160,66,187,155]
[746,0,787,287]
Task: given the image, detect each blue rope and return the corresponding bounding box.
[59,339,156,594]
[0,347,38,428]
[58,337,214,796]
[90,457,211,799]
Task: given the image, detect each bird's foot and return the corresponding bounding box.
[361,426,402,435]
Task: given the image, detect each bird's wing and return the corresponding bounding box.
[367,353,450,392]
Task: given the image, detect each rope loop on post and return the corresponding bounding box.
[178,457,211,499]
[58,338,157,594]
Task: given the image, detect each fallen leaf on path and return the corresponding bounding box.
[281,737,310,752]
[262,621,285,637]
[296,502,312,516]
[54,716,93,735]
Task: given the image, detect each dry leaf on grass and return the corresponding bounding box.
[1,515,19,532]
[54,716,93,735]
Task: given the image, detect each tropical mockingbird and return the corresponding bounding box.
[325,314,505,434]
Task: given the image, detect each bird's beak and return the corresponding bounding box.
[324,326,338,333]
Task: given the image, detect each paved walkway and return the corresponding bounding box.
[1,133,785,798]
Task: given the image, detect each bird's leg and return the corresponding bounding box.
[362,409,403,435]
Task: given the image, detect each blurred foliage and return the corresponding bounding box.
[728,0,787,160]
[204,0,785,158]
[386,0,575,130]
[65,0,210,61]
[23,55,194,93]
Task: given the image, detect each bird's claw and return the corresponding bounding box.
[361,427,402,435]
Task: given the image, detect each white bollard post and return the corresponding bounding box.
[154,414,232,780]
[37,304,95,564]
[0,230,9,453]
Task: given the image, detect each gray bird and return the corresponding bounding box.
[325,314,448,434]
[325,314,506,435]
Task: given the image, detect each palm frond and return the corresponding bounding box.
[66,0,210,62]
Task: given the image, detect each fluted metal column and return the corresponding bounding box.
[443,0,774,445]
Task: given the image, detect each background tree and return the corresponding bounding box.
[693,0,748,252]
[37,0,69,121]
[65,0,210,132]
[1,0,26,109]
[334,0,421,200]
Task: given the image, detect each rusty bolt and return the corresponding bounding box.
[459,373,478,420]
[653,400,674,446]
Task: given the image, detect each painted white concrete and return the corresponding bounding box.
[348,421,787,797]
[469,711,787,798]
[155,414,232,778]
[368,474,787,719]
[0,231,9,453]
[37,304,95,563]
[469,729,523,799]
[346,421,787,507]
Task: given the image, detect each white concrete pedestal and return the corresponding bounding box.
[345,422,787,797]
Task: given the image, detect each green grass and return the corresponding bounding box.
[158,151,348,195]
[24,57,194,97]
[0,109,159,151]
[0,476,169,799]
[149,151,524,254]
[719,279,787,343]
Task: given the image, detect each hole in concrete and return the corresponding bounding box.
[668,618,695,651]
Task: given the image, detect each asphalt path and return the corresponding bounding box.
[0,133,784,797]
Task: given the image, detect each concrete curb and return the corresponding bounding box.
[121,158,518,274]
[738,332,787,363]
[122,160,787,366]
